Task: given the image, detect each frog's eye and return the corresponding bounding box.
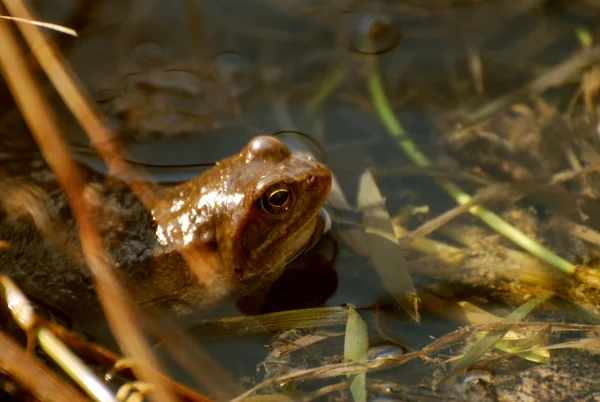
[260,183,292,214]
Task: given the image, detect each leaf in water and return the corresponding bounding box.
[344,307,368,402]
[345,307,368,363]
[271,332,343,358]
[420,293,549,363]
[350,373,367,402]
[440,294,553,386]
[328,174,371,257]
[357,169,419,321]
[551,296,600,324]
[494,327,551,363]
[187,307,348,340]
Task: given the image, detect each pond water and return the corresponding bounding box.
[2,0,600,400]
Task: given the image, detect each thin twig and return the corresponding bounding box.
[452,45,600,126]
[231,321,600,400]
[2,0,237,397]
[0,10,175,401]
[0,330,87,402]
[367,55,578,278]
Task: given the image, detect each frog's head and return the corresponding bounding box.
[217,136,332,289]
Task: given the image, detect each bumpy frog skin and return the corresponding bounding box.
[148,135,332,306]
[0,136,331,316]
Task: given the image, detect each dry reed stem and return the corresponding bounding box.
[0,271,214,402]
[48,320,216,402]
[0,10,176,402]
[2,0,238,398]
[1,0,223,292]
[457,45,600,126]
[231,321,600,400]
[0,331,87,402]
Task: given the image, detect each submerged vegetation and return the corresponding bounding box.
[2,0,600,401]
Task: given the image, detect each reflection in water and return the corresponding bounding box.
[108,69,234,139]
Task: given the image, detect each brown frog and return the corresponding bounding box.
[124,135,332,311]
[0,135,331,316]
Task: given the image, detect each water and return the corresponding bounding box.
[3,0,600,400]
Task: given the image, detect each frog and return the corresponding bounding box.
[123,135,332,312]
[0,134,331,319]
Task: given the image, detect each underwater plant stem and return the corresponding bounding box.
[307,67,348,116]
[367,67,576,276]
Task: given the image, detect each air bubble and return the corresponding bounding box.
[457,369,493,384]
[341,13,402,56]
[367,344,405,360]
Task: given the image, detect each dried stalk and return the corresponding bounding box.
[0,11,175,402]
[0,330,87,402]
[2,0,239,399]
[1,0,224,295]
[231,321,600,400]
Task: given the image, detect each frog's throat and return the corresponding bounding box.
[283,215,326,266]
[279,211,325,269]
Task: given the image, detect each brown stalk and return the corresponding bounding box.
[0,11,176,402]
[0,272,215,402]
[0,330,87,402]
[2,0,238,398]
[455,45,600,126]
[1,0,223,292]
[232,321,600,400]
[46,322,216,402]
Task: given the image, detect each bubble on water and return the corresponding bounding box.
[367,344,405,360]
[457,369,493,384]
[372,381,401,394]
[341,12,402,56]
[212,52,256,96]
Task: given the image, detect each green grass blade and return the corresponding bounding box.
[344,307,368,402]
[551,296,600,324]
[349,374,367,402]
[439,294,553,386]
[307,68,347,116]
[344,307,368,362]
[188,307,348,340]
[367,64,576,277]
